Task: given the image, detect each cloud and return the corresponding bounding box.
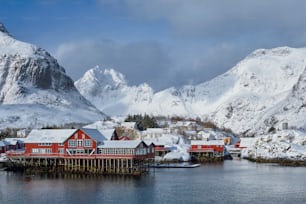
[55,39,171,90]
[55,1,306,91]
[104,1,306,35]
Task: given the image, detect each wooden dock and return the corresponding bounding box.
[6,154,153,176]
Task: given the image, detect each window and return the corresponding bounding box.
[77,140,83,147]
[76,149,84,154]
[58,148,64,154]
[32,148,39,153]
[68,140,76,147]
[38,143,51,146]
[59,143,64,146]
[84,139,92,147]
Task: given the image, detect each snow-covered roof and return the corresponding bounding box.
[25,129,77,143]
[143,140,155,146]
[81,128,107,142]
[143,139,165,146]
[98,140,144,149]
[146,128,164,134]
[120,122,136,129]
[25,128,107,144]
[240,138,256,148]
[191,140,224,146]
[4,138,24,145]
[99,129,115,140]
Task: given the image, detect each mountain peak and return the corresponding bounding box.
[0,23,9,35]
[85,66,127,88]
[103,67,127,86]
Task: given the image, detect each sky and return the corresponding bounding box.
[1,0,306,90]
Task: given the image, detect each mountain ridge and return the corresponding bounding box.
[76,46,306,136]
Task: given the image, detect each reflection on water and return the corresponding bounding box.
[0,160,306,204]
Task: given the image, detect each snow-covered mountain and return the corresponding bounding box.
[0,23,105,128]
[76,47,306,136]
[75,66,154,115]
[206,47,306,135]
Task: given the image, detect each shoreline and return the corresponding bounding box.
[246,157,306,167]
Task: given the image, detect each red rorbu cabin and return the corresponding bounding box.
[24,128,107,157]
[189,140,224,160]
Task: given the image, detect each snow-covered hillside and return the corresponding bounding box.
[260,68,306,133]
[207,47,306,135]
[0,23,105,128]
[243,130,306,160]
[76,47,306,136]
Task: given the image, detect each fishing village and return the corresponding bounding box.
[0,117,250,176]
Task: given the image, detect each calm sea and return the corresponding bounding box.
[0,160,305,204]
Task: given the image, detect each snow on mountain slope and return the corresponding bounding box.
[258,67,306,133]
[0,23,105,128]
[75,66,154,116]
[76,47,306,136]
[208,47,306,135]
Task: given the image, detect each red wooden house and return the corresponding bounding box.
[23,128,107,157]
[189,140,225,158]
[6,128,154,175]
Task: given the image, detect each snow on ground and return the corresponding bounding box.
[244,130,306,160]
[0,104,104,129]
[143,133,191,162]
[163,143,191,162]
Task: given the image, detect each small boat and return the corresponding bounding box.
[150,163,200,168]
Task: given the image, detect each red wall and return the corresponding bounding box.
[25,129,97,155]
[191,145,224,153]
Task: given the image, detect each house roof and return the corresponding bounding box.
[25,128,108,144]
[143,139,166,146]
[120,122,136,129]
[99,129,115,140]
[25,129,77,143]
[191,140,224,146]
[4,138,25,145]
[98,140,145,149]
[80,128,107,142]
[146,128,164,134]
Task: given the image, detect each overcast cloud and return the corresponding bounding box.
[50,0,306,90]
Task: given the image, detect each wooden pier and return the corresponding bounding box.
[6,154,152,175]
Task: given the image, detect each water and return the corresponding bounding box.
[0,160,305,204]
